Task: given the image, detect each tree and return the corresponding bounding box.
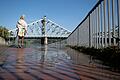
[0,26,9,40]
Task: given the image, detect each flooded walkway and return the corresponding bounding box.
[0,44,120,80]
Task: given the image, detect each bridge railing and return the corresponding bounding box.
[67,0,120,48]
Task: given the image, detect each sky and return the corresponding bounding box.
[0,0,97,31]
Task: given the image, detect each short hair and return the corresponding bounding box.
[20,15,25,19]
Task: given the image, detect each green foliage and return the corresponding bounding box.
[0,26,9,40]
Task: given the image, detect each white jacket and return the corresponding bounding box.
[17,19,27,31]
[16,19,27,37]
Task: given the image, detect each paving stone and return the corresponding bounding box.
[0,46,120,80]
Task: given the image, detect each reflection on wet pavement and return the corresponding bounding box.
[65,48,107,68]
[0,44,120,80]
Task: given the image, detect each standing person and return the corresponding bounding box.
[16,15,27,48]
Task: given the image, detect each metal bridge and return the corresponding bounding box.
[8,16,71,44]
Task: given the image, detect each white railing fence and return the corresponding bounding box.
[67,0,120,48]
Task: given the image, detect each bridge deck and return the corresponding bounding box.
[0,45,120,80]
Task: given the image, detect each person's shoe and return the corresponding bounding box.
[18,45,21,48]
[21,45,24,48]
[17,46,19,48]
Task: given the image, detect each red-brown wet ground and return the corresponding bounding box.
[0,45,120,80]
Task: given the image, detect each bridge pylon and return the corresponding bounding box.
[41,37,47,45]
[41,16,48,45]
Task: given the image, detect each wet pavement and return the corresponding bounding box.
[0,44,120,80]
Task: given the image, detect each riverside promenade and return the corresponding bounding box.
[0,44,120,80]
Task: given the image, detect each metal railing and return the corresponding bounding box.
[67,0,120,48]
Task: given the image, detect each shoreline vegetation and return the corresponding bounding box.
[67,45,120,72]
[0,26,9,40]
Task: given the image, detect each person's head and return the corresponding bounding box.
[43,15,46,19]
[44,15,46,18]
[20,15,25,20]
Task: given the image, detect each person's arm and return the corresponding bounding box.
[17,20,23,29]
[16,21,20,36]
[16,21,19,28]
[24,21,27,34]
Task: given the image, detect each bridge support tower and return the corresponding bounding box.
[41,36,47,45]
[41,16,48,45]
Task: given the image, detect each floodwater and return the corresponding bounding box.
[0,43,120,80]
